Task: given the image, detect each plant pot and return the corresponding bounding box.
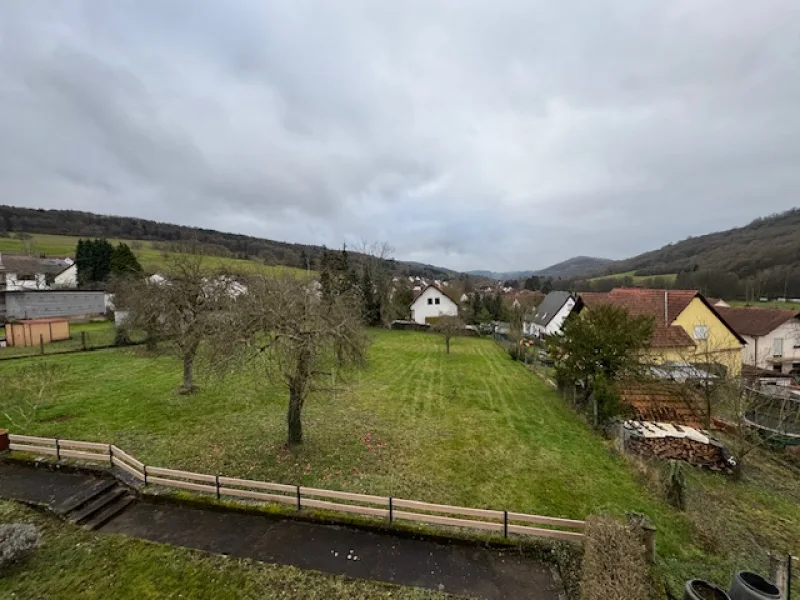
[728,572,782,600]
[0,429,9,452]
[685,579,731,600]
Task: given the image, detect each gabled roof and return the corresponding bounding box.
[577,288,746,347]
[715,306,800,337]
[410,283,459,307]
[0,254,42,275]
[526,291,573,327]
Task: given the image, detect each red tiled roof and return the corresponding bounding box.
[715,306,800,338]
[578,289,696,347]
[620,381,704,427]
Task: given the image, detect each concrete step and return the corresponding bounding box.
[82,494,135,531]
[53,479,116,516]
[67,486,127,525]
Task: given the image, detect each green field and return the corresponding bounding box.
[728,299,800,311]
[0,232,303,276]
[0,501,449,600]
[1,330,797,595]
[588,270,678,284]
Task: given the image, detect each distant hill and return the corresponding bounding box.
[593,208,800,279]
[0,205,457,280]
[534,256,613,278]
[466,269,536,281]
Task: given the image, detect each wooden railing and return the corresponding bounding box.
[7,433,585,541]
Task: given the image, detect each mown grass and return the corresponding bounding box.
[0,501,453,600]
[0,232,303,276]
[0,321,127,359]
[0,330,797,595]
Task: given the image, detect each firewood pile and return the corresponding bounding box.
[622,420,736,471]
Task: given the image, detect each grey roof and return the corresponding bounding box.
[526,291,573,327]
[0,254,71,276]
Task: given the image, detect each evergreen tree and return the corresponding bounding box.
[110,243,143,277]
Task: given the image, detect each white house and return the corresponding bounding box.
[717,306,800,374]
[410,284,459,324]
[54,263,78,288]
[522,291,577,337]
[0,254,48,290]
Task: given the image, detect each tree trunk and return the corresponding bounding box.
[180,354,196,394]
[704,395,712,430]
[445,336,451,354]
[288,385,303,446]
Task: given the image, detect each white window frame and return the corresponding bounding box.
[693,325,709,341]
[773,337,784,357]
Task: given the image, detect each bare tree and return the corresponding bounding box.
[1,363,67,431]
[213,274,368,446]
[432,315,465,354]
[115,255,235,394]
[355,240,395,327]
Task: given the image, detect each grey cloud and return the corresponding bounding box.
[1,1,799,271]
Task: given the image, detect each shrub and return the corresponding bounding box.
[580,516,649,600]
[0,524,40,570]
[662,460,687,510]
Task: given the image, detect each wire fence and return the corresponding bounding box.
[0,324,146,361]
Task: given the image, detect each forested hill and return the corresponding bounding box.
[534,256,613,278]
[0,205,456,279]
[597,208,800,279]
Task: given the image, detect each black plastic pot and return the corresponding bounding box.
[685,579,731,600]
[728,572,782,600]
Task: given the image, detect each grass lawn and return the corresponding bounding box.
[0,501,451,600]
[1,330,797,594]
[0,232,304,276]
[0,320,129,359]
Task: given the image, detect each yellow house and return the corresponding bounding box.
[578,289,744,376]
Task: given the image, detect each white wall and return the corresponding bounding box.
[746,320,800,372]
[54,264,78,288]
[410,287,458,324]
[2,272,48,291]
[525,297,576,337]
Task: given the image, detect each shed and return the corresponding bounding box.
[5,318,70,347]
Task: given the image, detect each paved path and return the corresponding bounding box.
[0,461,560,599]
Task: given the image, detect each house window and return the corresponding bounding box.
[693,325,709,341]
[434,297,440,305]
[427,298,433,305]
[17,273,36,281]
[773,338,783,356]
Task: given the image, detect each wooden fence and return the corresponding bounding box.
[7,433,585,541]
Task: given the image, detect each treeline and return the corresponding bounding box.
[0,205,455,280]
[76,239,142,287]
[546,265,800,300]
[581,208,800,295]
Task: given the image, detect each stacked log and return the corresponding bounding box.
[622,420,736,472]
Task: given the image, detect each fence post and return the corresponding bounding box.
[55,438,61,461]
[215,475,220,500]
[296,485,301,511]
[108,445,113,467]
[768,553,789,598]
[389,497,393,524]
[40,334,45,355]
[143,465,148,485]
[504,511,508,538]
[81,331,88,351]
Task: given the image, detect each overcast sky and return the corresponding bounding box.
[2,2,799,272]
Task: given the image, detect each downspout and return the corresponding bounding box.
[664,290,668,325]
[754,337,758,368]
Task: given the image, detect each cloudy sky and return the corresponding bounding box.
[1,2,799,272]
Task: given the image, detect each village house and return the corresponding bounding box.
[410,284,459,324]
[522,291,577,337]
[716,306,800,375]
[578,288,745,376]
[0,254,75,291]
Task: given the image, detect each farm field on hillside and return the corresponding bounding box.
[1,330,797,593]
[728,299,800,310]
[588,270,678,284]
[0,501,446,600]
[0,232,304,276]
